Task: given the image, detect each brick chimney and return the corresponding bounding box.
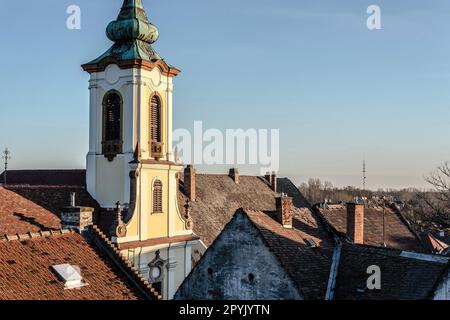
[61,192,94,233]
[276,194,293,229]
[184,165,196,202]
[347,202,364,244]
[229,168,239,184]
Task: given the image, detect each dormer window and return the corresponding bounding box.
[102,91,123,161]
[149,94,162,159]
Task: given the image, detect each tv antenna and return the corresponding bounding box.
[2,148,11,185]
[362,159,367,191]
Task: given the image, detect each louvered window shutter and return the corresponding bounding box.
[150,95,161,143]
[153,180,163,213]
[105,93,121,141]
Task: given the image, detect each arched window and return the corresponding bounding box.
[149,94,162,158]
[153,179,163,213]
[102,91,122,161]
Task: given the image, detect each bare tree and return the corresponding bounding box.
[425,162,450,202]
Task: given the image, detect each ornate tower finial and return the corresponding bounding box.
[184,199,194,230]
[113,201,127,238]
[106,0,159,44]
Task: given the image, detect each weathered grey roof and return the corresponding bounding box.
[177,174,313,247]
[334,243,448,300]
[245,209,334,299]
[316,204,426,252]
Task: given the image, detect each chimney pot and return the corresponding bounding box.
[276,195,293,229]
[265,172,277,192]
[229,168,239,184]
[184,165,196,202]
[347,202,364,244]
[60,206,94,233]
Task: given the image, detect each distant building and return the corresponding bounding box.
[315,202,426,252]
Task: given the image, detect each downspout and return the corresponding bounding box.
[325,236,342,300]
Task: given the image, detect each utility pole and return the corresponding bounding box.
[2,148,11,185]
[362,160,367,191]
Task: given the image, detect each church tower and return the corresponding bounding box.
[82,0,197,299]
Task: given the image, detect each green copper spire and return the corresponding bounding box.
[83,0,179,74]
[106,0,159,44]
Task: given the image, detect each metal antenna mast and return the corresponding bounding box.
[2,148,11,185]
[362,159,367,191]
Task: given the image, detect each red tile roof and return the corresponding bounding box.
[0,230,145,300]
[0,186,99,236]
[317,204,426,252]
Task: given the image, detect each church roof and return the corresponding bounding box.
[177,174,319,247]
[82,0,179,75]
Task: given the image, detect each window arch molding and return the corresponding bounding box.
[152,177,163,214]
[102,90,123,161]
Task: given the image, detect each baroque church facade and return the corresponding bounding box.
[81,0,198,299]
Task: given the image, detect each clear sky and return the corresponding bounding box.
[1,0,450,190]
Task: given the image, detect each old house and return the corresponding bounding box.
[175,203,450,300]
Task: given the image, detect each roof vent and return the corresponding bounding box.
[52,264,87,289]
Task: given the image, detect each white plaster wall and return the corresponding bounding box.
[86,64,174,207]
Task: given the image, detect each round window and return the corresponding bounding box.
[151,266,162,279]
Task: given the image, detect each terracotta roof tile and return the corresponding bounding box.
[0,231,145,300]
[0,186,99,235]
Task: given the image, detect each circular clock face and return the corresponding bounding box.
[151,266,161,279]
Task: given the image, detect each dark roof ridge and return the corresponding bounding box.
[343,242,449,264]
[2,185,85,189]
[0,229,75,242]
[2,169,86,173]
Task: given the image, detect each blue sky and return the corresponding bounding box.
[1,0,450,189]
